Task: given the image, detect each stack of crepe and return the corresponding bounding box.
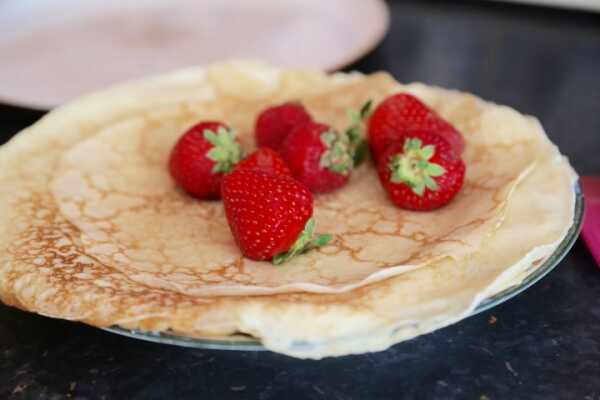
[0,62,577,359]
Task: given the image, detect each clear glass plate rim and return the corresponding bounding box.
[103,183,584,352]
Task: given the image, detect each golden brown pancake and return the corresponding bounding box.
[0,62,577,358]
[50,72,538,296]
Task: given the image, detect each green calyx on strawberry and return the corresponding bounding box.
[204,126,243,173]
[280,121,353,193]
[345,100,373,166]
[316,99,373,174]
[221,168,332,263]
[388,138,446,196]
[273,218,332,265]
[169,121,242,199]
[319,130,353,175]
[377,130,465,211]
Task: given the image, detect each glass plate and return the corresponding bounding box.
[103,184,584,351]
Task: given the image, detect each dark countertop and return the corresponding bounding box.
[1,1,599,399]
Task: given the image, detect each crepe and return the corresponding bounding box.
[50,71,537,297]
[0,62,577,358]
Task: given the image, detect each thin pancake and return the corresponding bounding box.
[51,73,539,296]
[0,62,576,358]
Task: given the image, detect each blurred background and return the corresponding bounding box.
[0,0,389,109]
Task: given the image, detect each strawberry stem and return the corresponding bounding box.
[388,138,446,196]
[319,131,353,175]
[272,218,332,265]
[345,99,373,166]
[205,127,243,173]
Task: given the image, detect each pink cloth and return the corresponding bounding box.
[582,176,600,267]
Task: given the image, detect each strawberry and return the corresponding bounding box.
[221,168,331,263]
[280,121,353,193]
[368,93,465,160]
[377,130,465,211]
[255,102,312,150]
[169,121,242,199]
[235,147,291,177]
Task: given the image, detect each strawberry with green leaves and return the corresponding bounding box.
[169,121,242,199]
[221,168,331,263]
[377,130,465,211]
[280,121,354,193]
[275,100,374,194]
[368,93,465,160]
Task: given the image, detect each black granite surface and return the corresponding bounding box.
[1,1,600,399]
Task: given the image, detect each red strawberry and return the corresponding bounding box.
[221,168,331,263]
[368,93,465,160]
[169,121,242,199]
[235,147,291,177]
[377,130,465,211]
[255,102,312,150]
[280,121,353,193]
